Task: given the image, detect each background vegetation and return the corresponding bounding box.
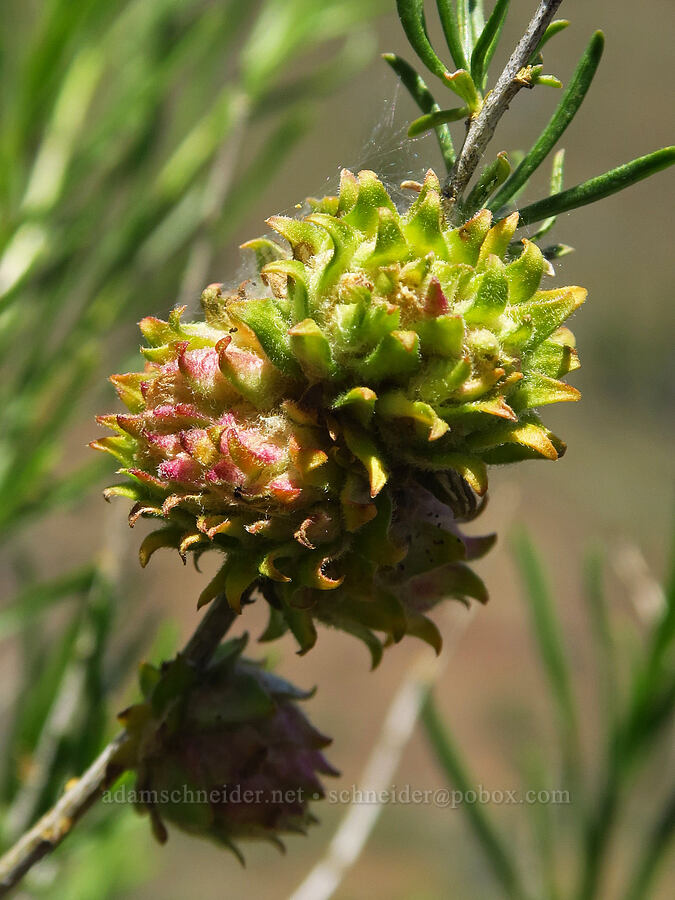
[0,1,672,897]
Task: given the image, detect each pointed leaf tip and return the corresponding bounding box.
[492,31,605,212]
[395,0,448,82]
[518,147,675,227]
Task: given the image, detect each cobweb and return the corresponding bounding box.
[318,80,444,210]
[228,77,451,294]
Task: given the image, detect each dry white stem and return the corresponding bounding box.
[289,606,474,900]
[611,542,666,625]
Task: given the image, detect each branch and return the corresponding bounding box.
[0,593,238,896]
[443,0,564,210]
[181,590,239,668]
[0,733,128,895]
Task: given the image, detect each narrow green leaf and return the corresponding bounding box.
[455,0,473,62]
[383,53,455,168]
[422,693,525,897]
[435,0,470,70]
[529,19,570,64]
[517,750,561,900]
[518,147,675,226]
[0,566,96,640]
[464,151,510,213]
[623,789,675,900]
[407,105,469,137]
[470,0,510,89]
[529,148,565,241]
[252,31,375,117]
[457,0,485,55]
[583,550,618,727]
[395,0,448,81]
[620,540,675,764]
[469,0,485,42]
[71,575,115,773]
[2,610,82,802]
[155,86,240,203]
[241,0,382,91]
[533,74,563,88]
[579,559,675,900]
[492,31,605,210]
[444,68,481,110]
[512,531,581,782]
[216,110,311,240]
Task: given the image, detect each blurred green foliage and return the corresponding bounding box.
[422,535,674,900]
[0,1,671,896]
[0,0,386,895]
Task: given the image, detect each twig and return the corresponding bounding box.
[443,0,564,210]
[0,733,128,895]
[181,590,239,669]
[0,592,237,895]
[288,606,473,900]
